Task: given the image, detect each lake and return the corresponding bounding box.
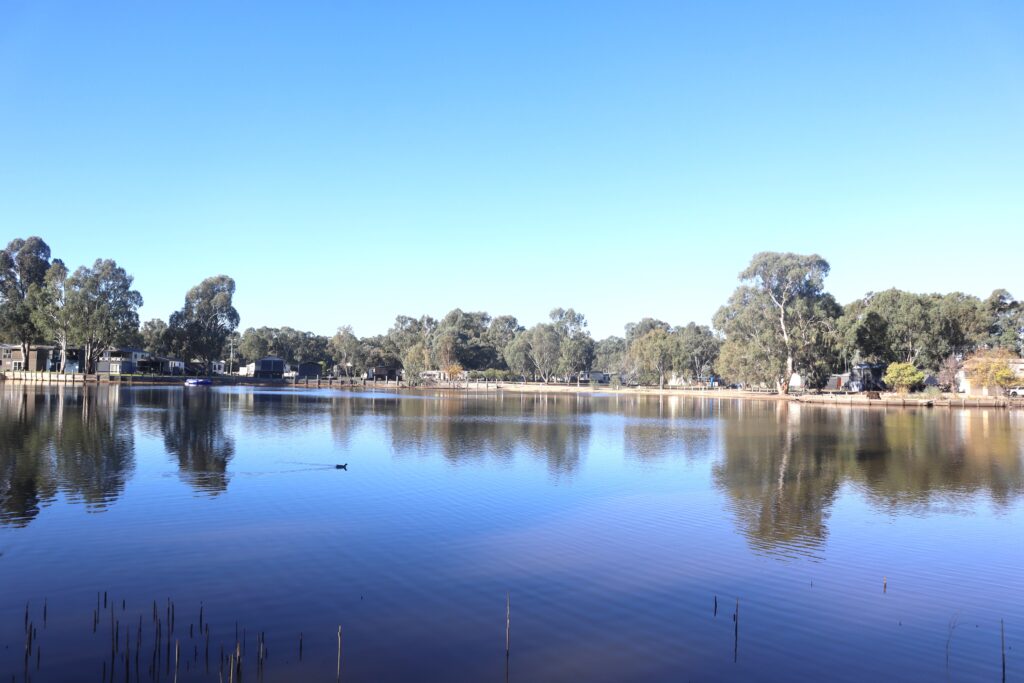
[1,384,1021,682]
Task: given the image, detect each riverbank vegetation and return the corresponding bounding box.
[2,236,1022,392]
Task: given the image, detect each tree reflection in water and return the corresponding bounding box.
[0,385,133,526]
[714,401,1024,556]
[159,389,235,495]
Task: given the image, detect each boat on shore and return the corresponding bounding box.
[184,378,212,387]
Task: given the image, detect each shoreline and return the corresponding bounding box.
[3,372,1017,409]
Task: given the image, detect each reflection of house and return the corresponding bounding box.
[254,357,285,379]
[97,348,149,374]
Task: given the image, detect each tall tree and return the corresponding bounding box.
[714,252,840,393]
[168,275,239,373]
[985,289,1023,356]
[0,237,52,360]
[329,325,364,376]
[630,328,677,389]
[485,315,522,368]
[525,324,561,382]
[140,318,170,356]
[674,323,721,382]
[67,259,144,373]
[503,332,534,381]
[624,318,671,347]
[29,260,73,371]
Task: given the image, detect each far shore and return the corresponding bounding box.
[2,371,1018,409]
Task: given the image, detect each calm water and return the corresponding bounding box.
[1,385,1022,682]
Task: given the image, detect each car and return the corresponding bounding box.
[1009,386,1024,398]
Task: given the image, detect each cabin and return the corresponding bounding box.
[96,348,150,374]
[580,371,611,384]
[1,344,63,372]
[366,365,400,381]
[254,357,285,379]
[296,362,321,379]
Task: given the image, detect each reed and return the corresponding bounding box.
[337,625,343,683]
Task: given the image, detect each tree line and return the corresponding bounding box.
[0,237,238,374]
[2,237,1021,390]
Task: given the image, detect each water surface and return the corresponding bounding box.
[1,385,1021,681]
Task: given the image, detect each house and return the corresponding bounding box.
[159,357,185,375]
[366,365,400,381]
[96,348,149,374]
[957,358,1024,396]
[580,371,611,384]
[254,357,285,379]
[1,344,63,372]
[211,360,226,375]
[296,362,321,379]
[851,363,887,391]
[824,373,851,391]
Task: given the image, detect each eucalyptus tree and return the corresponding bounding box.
[29,260,74,371]
[630,328,677,389]
[168,275,239,373]
[329,325,364,376]
[550,307,593,383]
[985,289,1023,355]
[485,315,522,368]
[67,259,144,373]
[674,323,721,382]
[525,324,561,382]
[624,318,670,347]
[140,318,171,356]
[714,252,840,393]
[503,332,534,381]
[0,236,52,360]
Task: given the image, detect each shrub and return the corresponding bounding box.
[883,362,926,394]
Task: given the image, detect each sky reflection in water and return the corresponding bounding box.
[0,385,1022,682]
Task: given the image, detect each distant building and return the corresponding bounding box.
[296,362,321,379]
[254,357,285,379]
[366,365,400,381]
[96,348,149,374]
[2,344,65,372]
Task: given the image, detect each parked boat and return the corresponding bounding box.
[184,378,212,387]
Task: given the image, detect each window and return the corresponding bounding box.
[2,348,11,359]
[12,361,22,370]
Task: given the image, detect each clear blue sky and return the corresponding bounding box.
[2,1,1022,340]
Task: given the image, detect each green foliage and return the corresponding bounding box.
[630,328,676,389]
[883,362,926,394]
[714,252,840,393]
[503,333,533,380]
[0,237,52,359]
[674,323,720,382]
[168,276,239,371]
[525,323,561,382]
